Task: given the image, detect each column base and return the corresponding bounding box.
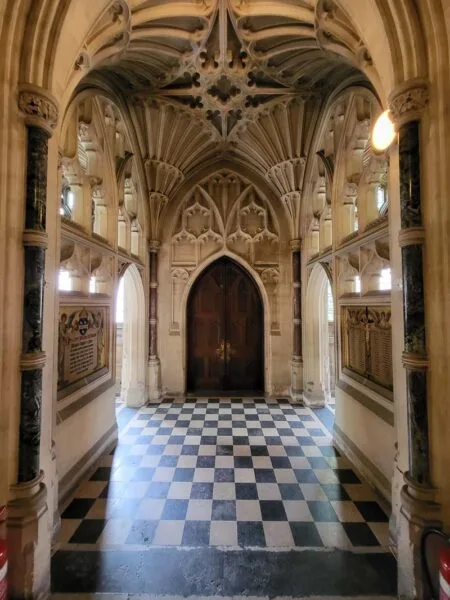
[303,389,326,407]
[123,383,148,408]
[396,472,442,600]
[148,357,162,403]
[7,471,51,600]
[290,359,304,404]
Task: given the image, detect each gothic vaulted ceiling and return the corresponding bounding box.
[78,0,373,230]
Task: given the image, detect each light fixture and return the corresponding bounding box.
[372,110,396,152]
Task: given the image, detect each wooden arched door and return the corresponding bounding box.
[187,258,264,393]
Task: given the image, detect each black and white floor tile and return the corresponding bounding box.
[56,397,389,552]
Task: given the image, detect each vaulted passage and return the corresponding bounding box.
[187,259,264,393]
[2,1,450,599]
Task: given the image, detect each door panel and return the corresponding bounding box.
[187,263,226,390]
[187,258,263,392]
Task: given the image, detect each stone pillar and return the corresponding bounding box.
[290,239,303,403]
[389,79,440,599]
[8,85,58,600]
[148,240,162,402]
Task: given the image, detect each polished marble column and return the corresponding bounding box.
[389,81,433,492]
[8,84,58,600]
[148,240,162,401]
[290,239,303,403]
[389,78,440,599]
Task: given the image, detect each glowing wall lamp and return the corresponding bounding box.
[372,110,396,152]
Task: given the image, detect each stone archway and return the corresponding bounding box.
[118,263,147,407]
[186,256,264,394]
[303,263,333,407]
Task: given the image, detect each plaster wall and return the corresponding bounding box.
[335,387,394,501]
[55,385,117,499]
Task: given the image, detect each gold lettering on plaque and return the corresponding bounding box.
[341,306,393,391]
[58,306,108,391]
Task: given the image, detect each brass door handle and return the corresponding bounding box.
[216,340,225,360]
[225,341,236,362]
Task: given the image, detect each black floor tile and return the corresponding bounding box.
[321,484,351,501]
[235,483,258,500]
[212,500,236,521]
[161,500,189,520]
[89,467,112,481]
[173,468,195,482]
[354,501,389,522]
[271,456,291,469]
[289,522,324,547]
[214,468,235,482]
[294,469,319,484]
[251,446,269,456]
[233,436,250,445]
[254,469,277,483]
[201,436,217,445]
[285,446,304,456]
[343,522,380,546]
[216,445,233,456]
[190,483,214,499]
[182,521,210,546]
[335,469,361,484]
[265,436,283,445]
[69,519,106,544]
[278,483,304,500]
[259,500,287,521]
[238,521,266,547]
[307,501,339,522]
[61,498,95,519]
[234,456,253,469]
[181,445,199,456]
[196,455,215,468]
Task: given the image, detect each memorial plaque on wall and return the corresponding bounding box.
[58,306,109,392]
[341,305,393,393]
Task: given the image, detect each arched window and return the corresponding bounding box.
[116,277,124,323]
[327,282,334,322]
[58,269,72,291]
[379,267,392,291]
[60,185,74,218]
[377,185,388,214]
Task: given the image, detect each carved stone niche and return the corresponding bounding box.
[172,189,223,266]
[170,268,190,335]
[261,267,280,335]
[227,187,279,266]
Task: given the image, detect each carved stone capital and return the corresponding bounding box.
[290,238,302,252]
[18,84,59,136]
[149,239,161,252]
[388,79,429,128]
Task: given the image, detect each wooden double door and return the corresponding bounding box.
[187,258,264,393]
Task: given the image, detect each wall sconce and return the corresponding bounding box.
[372,110,396,152]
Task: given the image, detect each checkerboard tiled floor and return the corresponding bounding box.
[58,398,389,550]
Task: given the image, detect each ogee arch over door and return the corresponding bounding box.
[187,258,264,393]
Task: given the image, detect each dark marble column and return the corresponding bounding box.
[290,239,303,401]
[17,89,58,483]
[148,240,161,400]
[292,245,302,360]
[389,83,430,488]
[149,241,159,359]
